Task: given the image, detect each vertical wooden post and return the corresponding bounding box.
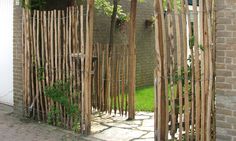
[167,0,176,138]
[199,0,206,140]
[154,0,167,140]
[83,0,94,135]
[80,5,85,134]
[193,0,201,140]
[128,0,137,120]
[173,0,183,139]
[181,0,190,140]
[206,0,214,140]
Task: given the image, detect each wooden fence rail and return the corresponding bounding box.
[154,0,216,140]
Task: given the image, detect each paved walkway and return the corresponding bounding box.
[89,112,154,141]
[0,104,154,141]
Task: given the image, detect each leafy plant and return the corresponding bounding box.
[47,106,61,126]
[44,80,81,131]
[44,80,70,107]
[21,0,46,9]
[163,0,182,10]
[95,0,129,24]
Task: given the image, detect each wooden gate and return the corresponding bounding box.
[22,5,94,134]
[154,0,216,140]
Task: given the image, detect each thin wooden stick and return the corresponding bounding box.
[193,0,201,140]
[71,6,76,124]
[50,10,54,85]
[110,48,114,114]
[125,45,129,116]
[43,11,49,119]
[35,10,41,121]
[58,10,61,83]
[54,9,60,124]
[101,45,106,111]
[80,5,85,133]
[113,47,117,115]
[75,6,80,115]
[117,55,121,114]
[181,0,190,140]
[96,44,100,110]
[173,0,183,139]
[39,11,45,121]
[31,10,36,119]
[47,10,52,121]
[54,10,58,83]
[57,10,64,123]
[100,45,104,111]
[62,10,67,128]
[50,10,56,125]
[69,7,73,128]
[40,11,46,121]
[199,0,208,140]
[121,47,125,116]
[167,1,176,138]
[206,0,214,140]
[65,7,70,128]
[106,45,111,114]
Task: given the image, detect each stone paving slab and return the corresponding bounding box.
[89,112,155,141]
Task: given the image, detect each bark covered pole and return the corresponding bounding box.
[109,0,118,55]
[128,0,137,120]
[83,0,94,135]
[154,0,167,140]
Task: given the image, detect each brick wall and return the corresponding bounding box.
[13,0,23,116]
[94,0,155,87]
[216,0,236,140]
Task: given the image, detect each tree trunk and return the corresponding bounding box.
[108,0,118,56]
[103,0,118,114]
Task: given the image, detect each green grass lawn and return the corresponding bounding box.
[135,86,155,112]
[135,85,177,112]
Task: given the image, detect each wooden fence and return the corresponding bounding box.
[92,44,129,116]
[23,6,83,131]
[22,5,130,133]
[154,0,216,140]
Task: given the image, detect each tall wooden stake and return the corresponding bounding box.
[181,0,190,140]
[128,0,137,120]
[83,0,94,135]
[154,0,167,140]
[206,0,214,140]
[193,0,201,140]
